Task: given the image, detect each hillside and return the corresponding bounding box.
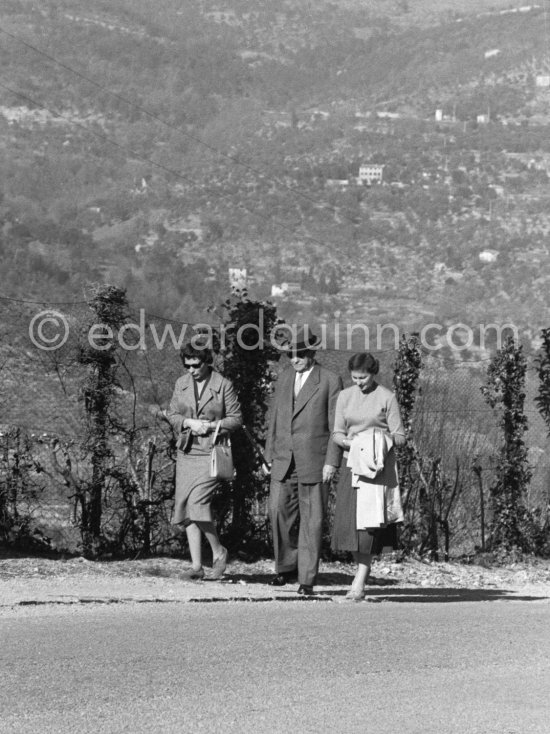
[3,1,550,559]
[1,0,550,359]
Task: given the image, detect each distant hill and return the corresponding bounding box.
[2,0,550,434]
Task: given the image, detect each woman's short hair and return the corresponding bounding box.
[180,340,213,365]
[348,352,379,375]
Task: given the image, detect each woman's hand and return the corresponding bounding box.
[184,418,209,435]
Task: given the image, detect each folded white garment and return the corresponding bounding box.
[347,428,393,479]
[355,480,386,528]
[347,429,403,529]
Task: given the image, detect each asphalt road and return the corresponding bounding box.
[1,597,549,734]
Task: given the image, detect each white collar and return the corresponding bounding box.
[295,365,314,384]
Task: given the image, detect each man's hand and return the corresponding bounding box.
[392,433,406,447]
[322,464,337,483]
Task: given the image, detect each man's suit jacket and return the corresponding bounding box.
[264,363,343,483]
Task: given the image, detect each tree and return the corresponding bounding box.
[214,290,280,551]
[75,285,130,557]
[393,333,423,551]
[534,327,550,436]
[532,328,550,553]
[393,336,465,559]
[480,337,532,552]
[0,428,47,549]
[330,273,341,296]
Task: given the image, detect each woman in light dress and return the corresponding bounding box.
[331,352,406,600]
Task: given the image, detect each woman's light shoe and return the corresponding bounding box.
[345,586,366,601]
[210,546,228,580]
[180,566,205,581]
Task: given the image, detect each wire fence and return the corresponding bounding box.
[1,304,549,556]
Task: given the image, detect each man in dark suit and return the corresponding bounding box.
[264,327,343,595]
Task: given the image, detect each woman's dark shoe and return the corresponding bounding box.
[297,584,315,596]
[210,547,228,580]
[179,566,205,581]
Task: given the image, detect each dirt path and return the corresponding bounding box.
[1,554,549,610]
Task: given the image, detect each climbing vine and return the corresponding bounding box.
[480,336,532,552]
[214,289,280,552]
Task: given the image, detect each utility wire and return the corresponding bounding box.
[0,294,89,306]
[0,28,544,304]
[0,292,530,365]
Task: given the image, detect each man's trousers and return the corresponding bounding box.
[268,467,329,586]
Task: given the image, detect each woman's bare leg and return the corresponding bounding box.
[185,522,203,569]
[351,551,372,590]
[196,520,224,560]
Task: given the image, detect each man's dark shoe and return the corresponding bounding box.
[297,584,315,596]
[269,571,296,587]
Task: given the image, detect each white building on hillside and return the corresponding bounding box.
[229,268,247,289]
[479,249,499,263]
[357,163,384,185]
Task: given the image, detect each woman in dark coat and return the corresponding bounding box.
[167,342,242,579]
[331,352,405,600]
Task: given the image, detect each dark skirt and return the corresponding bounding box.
[331,467,360,552]
[172,448,219,526]
[331,445,402,553]
[332,467,390,554]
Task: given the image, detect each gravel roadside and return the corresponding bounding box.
[1,554,549,610]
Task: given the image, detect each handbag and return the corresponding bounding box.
[209,421,235,480]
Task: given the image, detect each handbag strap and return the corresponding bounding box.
[212,420,230,446]
[212,420,222,444]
